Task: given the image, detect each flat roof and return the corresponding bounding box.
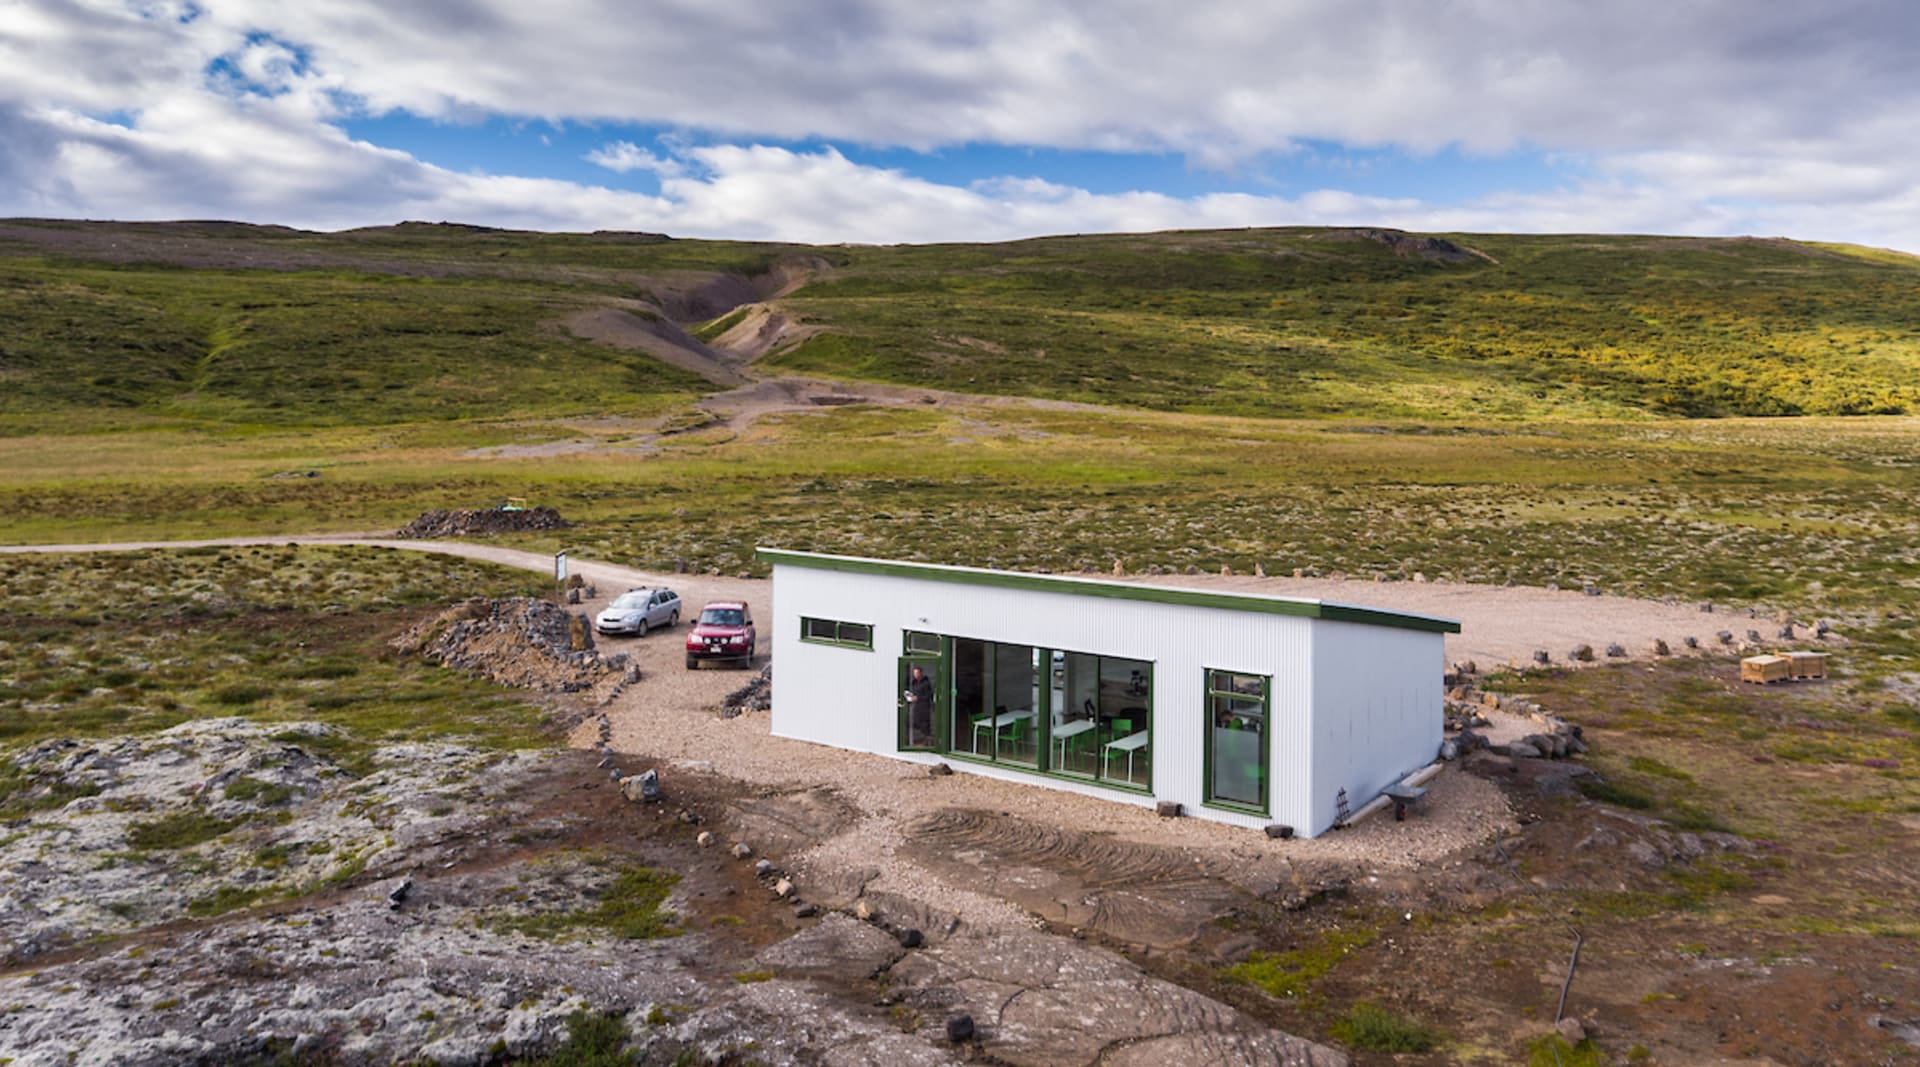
[755,548,1462,635]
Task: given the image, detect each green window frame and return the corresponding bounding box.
[1203,668,1270,815]
[799,616,874,649]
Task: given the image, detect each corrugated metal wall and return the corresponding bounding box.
[770,563,1442,836]
[1308,620,1445,834]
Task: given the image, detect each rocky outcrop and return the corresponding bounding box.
[722,665,773,718]
[393,598,637,704]
[396,506,570,539]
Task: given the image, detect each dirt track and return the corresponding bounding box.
[0,535,1793,669]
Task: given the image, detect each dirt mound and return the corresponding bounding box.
[393,597,636,705]
[561,307,747,386]
[395,506,570,539]
[1313,227,1491,264]
[705,304,823,362]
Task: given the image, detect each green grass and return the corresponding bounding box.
[0,546,556,752]
[223,776,296,806]
[1528,1034,1607,1067]
[1329,1002,1441,1053]
[515,1009,637,1067]
[8,224,1920,433]
[688,307,749,342]
[771,230,1920,419]
[127,810,242,850]
[1221,922,1378,1001]
[496,861,682,942]
[185,883,276,918]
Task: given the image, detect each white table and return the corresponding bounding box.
[971,708,1034,752]
[1104,730,1150,782]
[1051,719,1096,767]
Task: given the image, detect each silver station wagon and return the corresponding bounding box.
[594,587,681,636]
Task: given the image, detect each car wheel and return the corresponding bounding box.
[636,619,648,637]
[669,610,678,627]
[685,654,697,670]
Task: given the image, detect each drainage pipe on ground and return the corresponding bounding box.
[1338,761,1444,828]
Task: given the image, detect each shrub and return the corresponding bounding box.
[1330,1002,1440,1053]
[1576,777,1654,810]
[128,810,241,850]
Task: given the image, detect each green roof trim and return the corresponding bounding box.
[754,548,1462,635]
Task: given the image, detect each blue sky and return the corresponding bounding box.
[4,2,1918,250]
[340,113,1575,205]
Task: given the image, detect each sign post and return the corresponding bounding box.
[554,550,568,603]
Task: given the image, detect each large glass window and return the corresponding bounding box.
[1050,650,1151,789]
[1206,669,1268,811]
[950,639,1040,768]
[932,635,1151,790]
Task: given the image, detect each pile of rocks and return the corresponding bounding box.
[395,506,570,539]
[393,598,639,704]
[721,665,772,718]
[1444,682,1587,761]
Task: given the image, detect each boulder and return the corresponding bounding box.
[1650,639,1670,656]
[1569,644,1595,662]
[619,768,661,803]
[1604,643,1626,658]
[1532,650,1551,665]
[752,914,903,983]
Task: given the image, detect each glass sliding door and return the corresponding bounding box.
[950,638,1042,767]
[1205,670,1268,811]
[991,643,1040,767]
[950,637,991,759]
[1052,651,1102,778]
[1097,656,1152,788]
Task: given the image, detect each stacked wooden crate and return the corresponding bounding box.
[1740,655,1791,684]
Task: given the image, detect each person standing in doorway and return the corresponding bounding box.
[906,664,935,744]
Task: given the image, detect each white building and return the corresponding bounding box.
[760,548,1459,837]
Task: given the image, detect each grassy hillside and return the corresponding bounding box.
[771,230,1920,419]
[3,220,1918,429]
[0,220,806,429]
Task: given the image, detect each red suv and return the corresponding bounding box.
[685,601,756,669]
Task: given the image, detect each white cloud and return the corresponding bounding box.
[583,141,684,177]
[1,0,1919,250]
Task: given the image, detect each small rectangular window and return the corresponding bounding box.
[800,616,873,649]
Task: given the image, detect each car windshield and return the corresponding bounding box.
[611,591,651,609]
[700,608,745,626]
